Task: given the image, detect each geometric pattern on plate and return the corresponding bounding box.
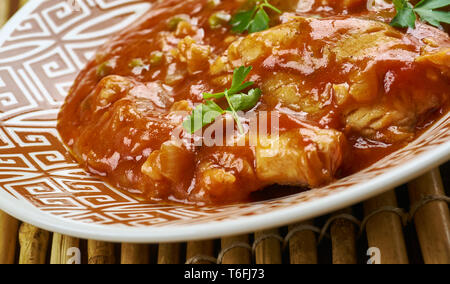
[0,0,449,227]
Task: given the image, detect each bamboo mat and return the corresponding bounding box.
[1,0,450,265]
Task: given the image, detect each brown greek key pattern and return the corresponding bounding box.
[0,0,449,228]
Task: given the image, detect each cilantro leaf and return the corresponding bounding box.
[203,66,255,99]
[249,8,271,33]
[415,0,450,10]
[230,8,257,34]
[230,0,281,34]
[391,0,417,28]
[224,90,245,134]
[415,9,450,28]
[392,0,406,10]
[202,91,225,99]
[228,88,262,111]
[183,66,261,134]
[390,0,450,29]
[230,66,254,93]
[182,101,224,133]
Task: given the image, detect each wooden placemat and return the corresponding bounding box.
[0,0,449,265]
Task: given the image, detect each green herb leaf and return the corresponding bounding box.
[228,88,262,111]
[203,66,255,100]
[390,0,450,29]
[249,8,270,33]
[224,90,244,134]
[183,66,261,134]
[202,91,226,100]
[230,0,281,34]
[415,9,450,28]
[392,0,407,10]
[415,0,450,10]
[182,101,224,133]
[391,0,416,28]
[230,66,254,92]
[230,8,257,33]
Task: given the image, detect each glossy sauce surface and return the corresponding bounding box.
[58,0,450,205]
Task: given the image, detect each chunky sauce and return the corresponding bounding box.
[58,0,450,205]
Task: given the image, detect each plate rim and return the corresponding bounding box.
[0,0,449,243]
[0,139,448,243]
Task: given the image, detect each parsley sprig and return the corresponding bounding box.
[183,66,261,134]
[230,0,281,34]
[390,0,450,29]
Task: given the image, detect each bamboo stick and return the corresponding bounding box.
[19,0,29,8]
[220,235,251,264]
[9,0,19,17]
[364,190,409,264]
[1,1,21,264]
[148,244,158,264]
[121,243,150,264]
[288,221,318,264]
[18,223,51,264]
[330,209,358,264]
[87,240,116,264]
[50,233,80,264]
[0,211,19,264]
[254,229,282,264]
[408,169,450,264]
[158,243,182,264]
[186,240,216,264]
[0,0,10,27]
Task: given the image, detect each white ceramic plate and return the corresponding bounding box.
[0,0,449,243]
